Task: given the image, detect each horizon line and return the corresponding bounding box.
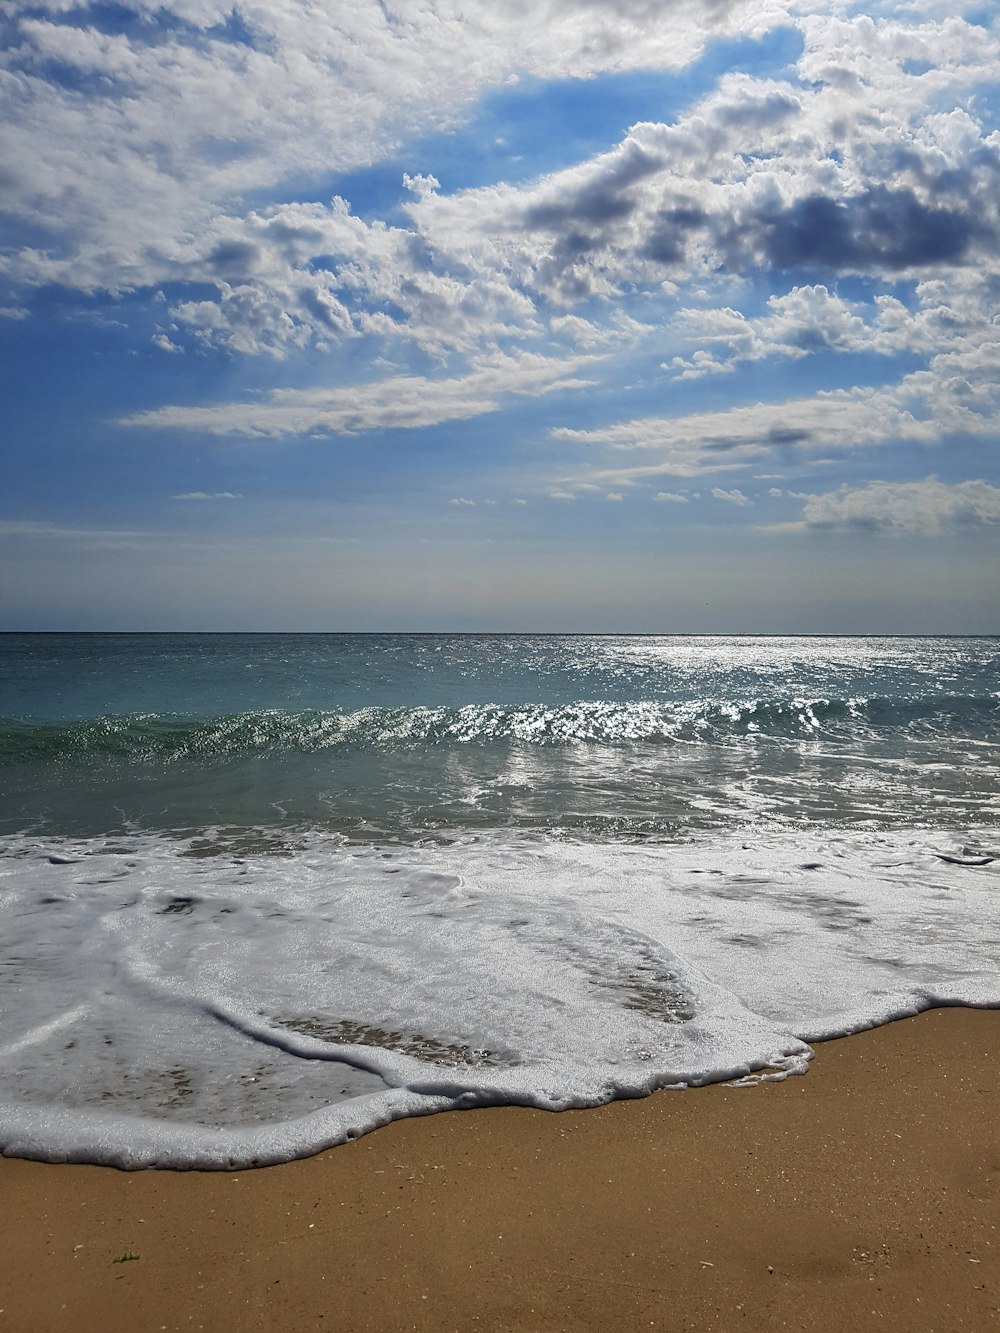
[2,630,998,639]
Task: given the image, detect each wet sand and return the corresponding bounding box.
[0,1007,997,1332]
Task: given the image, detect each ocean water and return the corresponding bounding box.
[1,633,997,1168]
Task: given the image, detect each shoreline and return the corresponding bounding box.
[0,1007,997,1330]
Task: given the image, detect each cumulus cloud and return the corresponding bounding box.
[152,333,184,353]
[662,286,875,380]
[654,491,690,502]
[663,270,1000,383]
[710,487,750,506]
[402,17,1000,324]
[0,0,789,304]
[664,349,734,379]
[5,5,999,372]
[797,478,1000,535]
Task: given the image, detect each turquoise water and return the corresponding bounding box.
[1,633,998,839]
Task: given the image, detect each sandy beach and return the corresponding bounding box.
[0,1006,996,1331]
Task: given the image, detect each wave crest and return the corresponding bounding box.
[2,692,997,764]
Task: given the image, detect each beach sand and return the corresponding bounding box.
[0,1007,996,1332]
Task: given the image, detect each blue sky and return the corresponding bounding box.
[1,0,998,630]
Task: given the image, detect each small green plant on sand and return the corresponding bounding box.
[112,1251,141,1264]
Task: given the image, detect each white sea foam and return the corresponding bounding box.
[0,827,997,1168]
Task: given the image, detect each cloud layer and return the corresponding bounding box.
[1,0,783,297]
[2,0,998,636]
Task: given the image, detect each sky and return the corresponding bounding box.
[1,0,998,631]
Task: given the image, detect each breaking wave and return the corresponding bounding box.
[3,692,998,764]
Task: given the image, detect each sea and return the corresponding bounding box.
[1,632,998,1169]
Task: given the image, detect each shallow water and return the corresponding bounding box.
[1,634,997,1167]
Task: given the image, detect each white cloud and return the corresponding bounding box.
[654,491,689,503]
[124,349,598,438]
[664,349,735,379]
[797,477,1000,535]
[552,384,933,482]
[171,491,241,500]
[663,286,875,380]
[549,271,1000,491]
[661,269,1000,384]
[125,12,976,391]
[606,491,624,501]
[710,487,750,506]
[0,0,790,305]
[4,6,997,374]
[152,333,184,353]
[401,15,1000,321]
